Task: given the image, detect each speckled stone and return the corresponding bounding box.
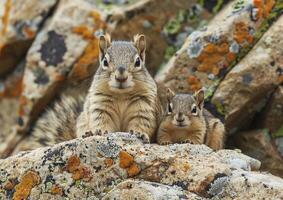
[0,133,282,199]
[0,0,58,76]
[212,15,283,133]
[155,0,279,95]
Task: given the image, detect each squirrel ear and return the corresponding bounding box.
[99,33,111,57]
[133,34,146,60]
[194,89,204,109]
[166,88,175,101]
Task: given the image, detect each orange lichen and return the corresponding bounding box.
[65,155,81,173]
[233,22,253,44]
[119,151,140,177]
[22,27,35,39]
[50,185,63,196]
[64,155,92,182]
[195,41,234,78]
[119,151,134,169]
[70,10,106,80]
[278,75,283,84]
[187,75,202,91]
[72,26,93,40]
[13,171,41,200]
[104,158,114,168]
[4,179,15,190]
[253,0,275,20]
[0,75,23,98]
[1,0,11,36]
[127,163,140,177]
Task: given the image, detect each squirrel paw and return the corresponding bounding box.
[82,131,94,138]
[129,130,150,143]
[94,129,109,136]
[159,141,172,145]
[180,140,194,144]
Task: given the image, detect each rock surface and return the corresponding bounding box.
[255,86,283,135]
[155,0,280,95]
[0,133,282,199]
[232,129,283,177]
[0,0,216,156]
[0,0,58,76]
[211,14,283,133]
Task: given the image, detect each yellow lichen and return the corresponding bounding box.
[13,171,41,200]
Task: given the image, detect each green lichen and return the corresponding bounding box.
[272,125,283,138]
[164,46,177,61]
[163,19,182,35]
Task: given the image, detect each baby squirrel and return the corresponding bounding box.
[157,88,225,150]
[13,34,159,154]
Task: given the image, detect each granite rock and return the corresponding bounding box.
[0,133,282,199]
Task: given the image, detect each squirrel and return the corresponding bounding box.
[156,88,225,150]
[13,34,160,154]
[75,34,159,142]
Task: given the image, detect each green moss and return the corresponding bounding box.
[272,125,283,138]
[163,19,182,35]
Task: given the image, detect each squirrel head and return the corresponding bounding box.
[165,88,205,128]
[98,33,148,92]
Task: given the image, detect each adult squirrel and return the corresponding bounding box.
[157,88,225,150]
[13,34,160,153]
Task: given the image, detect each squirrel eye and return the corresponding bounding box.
[168,102,173,114]
[103,58,109,67]
[135,57,141,67]
[191,104,198,115]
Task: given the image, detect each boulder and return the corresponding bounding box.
[0,0,58,77]
[0,0,217,157]
[155,0,280,96]
[211,14,283,133]
[231,129,283,177]
[0,132,282,199]
[255,86,283,135]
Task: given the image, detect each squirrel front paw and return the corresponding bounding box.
[180,140,194,144]
[129,130,150,143]
[94,129,109,136]
[159,141,172,145]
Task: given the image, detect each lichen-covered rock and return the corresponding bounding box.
[0,0,216,153]
[102,180,203,200]
[0,0,58,76]
[155,0,280,95]
[231,129,283,177]
[211,14,283,133]
[0,133,282,199]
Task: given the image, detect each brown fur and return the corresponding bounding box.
[157,89,225,150]
[76,34,159,142]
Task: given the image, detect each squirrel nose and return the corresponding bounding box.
[117,66,126,74]
[176,113,185,123]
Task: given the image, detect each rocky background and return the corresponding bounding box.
[0,0,283,199]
